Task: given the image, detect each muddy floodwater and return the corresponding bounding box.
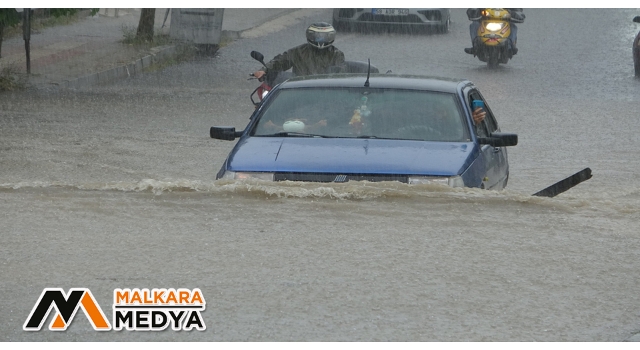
[1,9,640,341]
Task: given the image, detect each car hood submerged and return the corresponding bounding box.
[227,137,479,176]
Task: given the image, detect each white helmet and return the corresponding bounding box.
[306,22,336,49]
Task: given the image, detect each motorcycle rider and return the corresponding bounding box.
[253,22,346,80]
[464,8,525,55]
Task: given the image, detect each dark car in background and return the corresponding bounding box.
[210,74,517,190]
[634,16,640,77]
[332,8,450,33]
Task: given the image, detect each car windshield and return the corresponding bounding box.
[251,87,469,141]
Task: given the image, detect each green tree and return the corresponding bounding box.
[0,8,98,59]
[48,9,78,17]
[0,8,21,58]
[136,8,155,42]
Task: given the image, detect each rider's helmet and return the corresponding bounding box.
[306,22,336,49]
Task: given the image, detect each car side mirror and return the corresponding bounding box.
[210,126,243,141]
[634,16,640,23]
[478,132,518,147]
[250,51,266,66]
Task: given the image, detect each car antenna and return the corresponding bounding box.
[364,59,371,87]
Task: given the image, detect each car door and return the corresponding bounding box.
[468,90,509,190]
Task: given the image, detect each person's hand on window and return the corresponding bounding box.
[472,107,486,125]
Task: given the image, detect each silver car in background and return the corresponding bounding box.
[332,8,450,33]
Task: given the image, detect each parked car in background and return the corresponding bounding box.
[633,16,640,77]
[210,74,518,190]
[332,8,450,33]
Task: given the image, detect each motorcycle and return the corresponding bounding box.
[633,15,640,77]
[248,50,380,107]
[248,51,294,107]
[470,8,518,67]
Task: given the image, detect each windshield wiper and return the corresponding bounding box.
[262,132,328,138]
[356,135,395,140]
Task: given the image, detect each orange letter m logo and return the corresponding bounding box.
[24,288,111,331]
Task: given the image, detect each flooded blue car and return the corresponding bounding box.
[210,74,517,190]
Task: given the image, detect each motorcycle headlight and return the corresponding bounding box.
[485,22,503,32]
[261,90,269,99]
[222,171,275,181]
[408,176,465,188]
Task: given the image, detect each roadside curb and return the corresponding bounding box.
[32,44,188,91]
[220,8,301,42]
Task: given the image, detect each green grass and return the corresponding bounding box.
[3,10,92,39]
[120,24,174,48]
[218,35,233,48]
[0,66,25,91]
[1,11,92,92]
[143,44,198,73]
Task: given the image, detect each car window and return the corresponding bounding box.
[252,88,469,142]
[468,91,489,137]
[483,104,498,133]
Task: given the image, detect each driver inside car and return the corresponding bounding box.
[430,102,486,140]
[429,102,464,140]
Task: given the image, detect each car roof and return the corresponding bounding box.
[278,74,471,94]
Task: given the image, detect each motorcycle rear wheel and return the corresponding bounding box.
[487,54,500,68]
[499,51,510,64]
